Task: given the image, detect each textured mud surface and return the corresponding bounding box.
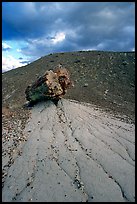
[2,99,135,202]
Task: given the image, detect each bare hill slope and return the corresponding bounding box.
[2,50,135,123]
[2,51,135,202]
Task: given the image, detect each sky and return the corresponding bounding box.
[2,2,135,72]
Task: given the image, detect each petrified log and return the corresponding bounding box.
[25,64,73,104]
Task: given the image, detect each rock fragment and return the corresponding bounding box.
[25,64,74,105]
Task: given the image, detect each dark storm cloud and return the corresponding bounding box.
[2,2,135,59]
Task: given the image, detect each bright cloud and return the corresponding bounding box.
[2,55,28,72]
[52,32,66,44]
[2,42,12,51]
[17,49,22,52]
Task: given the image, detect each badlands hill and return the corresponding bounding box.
[2,50,135,122]
[2,51,135,202]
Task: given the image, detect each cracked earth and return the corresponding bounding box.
[2,99,135,202]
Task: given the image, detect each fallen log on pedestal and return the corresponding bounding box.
[25,64,74,106]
